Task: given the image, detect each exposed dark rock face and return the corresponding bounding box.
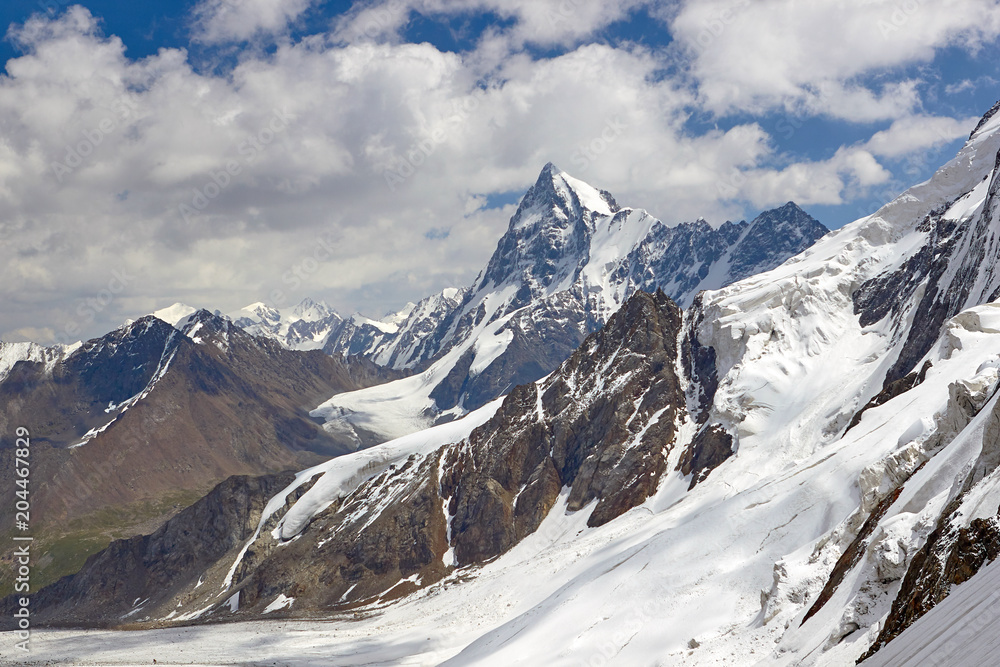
[683,296,721,424]
[854,148,1000,386]
[428,349,476,412]
[624,218,744,299]
[803,485,908,625]
[326,289,469,371]
[726,202,829,281]
[477,162,616,302]
[845,361,932,433]
[321,316,395,359]
[445,289,687,568]
[431,288,602,413]
[852,205,962,387]
[858,512,1000,663]
[236,453,452,612]
[677,424,733,491]
[626,202,827,301]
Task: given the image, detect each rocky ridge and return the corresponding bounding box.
[9,290,731,627]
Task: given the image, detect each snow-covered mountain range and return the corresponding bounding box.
[307,164,828,443]
[229,298,346,351]
[147,164,824,448]
[14,102,1000,667]
[0,162,824,602]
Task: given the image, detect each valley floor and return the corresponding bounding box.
[0,620,458,666]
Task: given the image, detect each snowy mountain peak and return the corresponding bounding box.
[0,340,71,385]
[178,309,233,347]
[152,302,198,328]
[230,299,345,351]
[476,164,620,297]
[762,200,807,220]
[349,312,398,333]
[511,162,618,229]
[314,163,829,439]
[723,200,829,283]
[290,297,335,321]
[236,302,281,324]
[380,302,417,328]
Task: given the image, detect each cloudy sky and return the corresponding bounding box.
[2,0,1000,343]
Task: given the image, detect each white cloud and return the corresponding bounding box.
[865,115,978,158]
[334,0,647,48]
[0,9,717,341]
[943,76,999,96]
[191,0,316,44]
[718,146,892,210]
[671,0,1000,121]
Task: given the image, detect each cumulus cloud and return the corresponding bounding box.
[865,114,979,158]
[670,0,1000,120]
[736,147,893,209]
[191,0,316,44]
[0,8,716,342]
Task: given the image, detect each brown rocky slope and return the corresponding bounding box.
[6,290,734,628]
[0,310,398,596]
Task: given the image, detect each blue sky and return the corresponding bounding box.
[2,0,1000,341]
